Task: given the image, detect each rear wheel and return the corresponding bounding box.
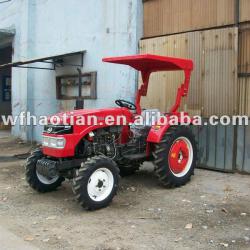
[153,126,197,188]
[72,155,120,210]
[25,149,64,193]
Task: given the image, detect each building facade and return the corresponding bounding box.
[0,0,143,141]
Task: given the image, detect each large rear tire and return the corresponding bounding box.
[153,126,197,188]
[72,155,120,210]
[25,149,64,193]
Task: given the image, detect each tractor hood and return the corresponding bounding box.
[47,107,133,126]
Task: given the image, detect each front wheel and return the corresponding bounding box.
[72,155,120,210]
[25,149,64,193]
[153,126,197,188]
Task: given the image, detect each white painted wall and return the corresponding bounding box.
[0,0,143,141]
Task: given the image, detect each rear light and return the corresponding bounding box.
[42,136,66,149]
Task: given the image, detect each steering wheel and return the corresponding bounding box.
[115,99,136,110]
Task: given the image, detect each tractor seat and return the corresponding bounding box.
[132,109,161,127]
[141,109,161,126]
[130,109,161,137]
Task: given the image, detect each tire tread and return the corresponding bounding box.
[153,126,198,188]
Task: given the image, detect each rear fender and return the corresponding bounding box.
[146,124,171,144]
[146,113,193,144]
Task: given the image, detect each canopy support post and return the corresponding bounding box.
[170,70,191,113]
[135,71,151,114]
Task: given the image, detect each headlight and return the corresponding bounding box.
[43,137,49,147]
[42,136,66,149]
[56,138,66,148]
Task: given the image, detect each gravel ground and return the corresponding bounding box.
[0,133,250,250]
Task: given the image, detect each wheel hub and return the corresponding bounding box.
[87,168,114,202]
[96,179,104,188]
[168,137,193,176]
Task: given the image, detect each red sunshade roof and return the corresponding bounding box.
[102,54,193,72]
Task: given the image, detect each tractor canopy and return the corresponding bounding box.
[103,54,194,114]
[102,54,193,73]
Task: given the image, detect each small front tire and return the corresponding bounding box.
[25,149,64,193]
[72,155,120,210]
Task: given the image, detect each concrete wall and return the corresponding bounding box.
[0,0,143,141]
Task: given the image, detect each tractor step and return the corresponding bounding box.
[123,152,147,161]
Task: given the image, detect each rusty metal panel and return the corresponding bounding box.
[161,0,192,36]
[238,24,250,116]
[240,0,250,22]
[139,27,238,117]
[202,28,238,117]
[143,0,236,38]
[239,24,250,74]
[238,77,250,116]
[143,0,163,38]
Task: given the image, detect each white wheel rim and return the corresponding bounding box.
[168,136,194,178]
[87,168,114,202]
[36,170,59,185]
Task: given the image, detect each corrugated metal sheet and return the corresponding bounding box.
[139,27,238,117]
[240,0,250,22]
[239,24,250,74]
[236,122,250,173]
[143,0,236,38]
[192,121,250,174]
[192,121,235,172]
[203,28,238,116]
[238,23,250,116]
[238,77,250,116]
[143,0,163,38]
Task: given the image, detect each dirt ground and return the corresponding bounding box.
[0,132,250,250]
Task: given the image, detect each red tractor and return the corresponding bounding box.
[25,54,197,210]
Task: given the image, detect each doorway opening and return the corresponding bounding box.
[0,46,12,131]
